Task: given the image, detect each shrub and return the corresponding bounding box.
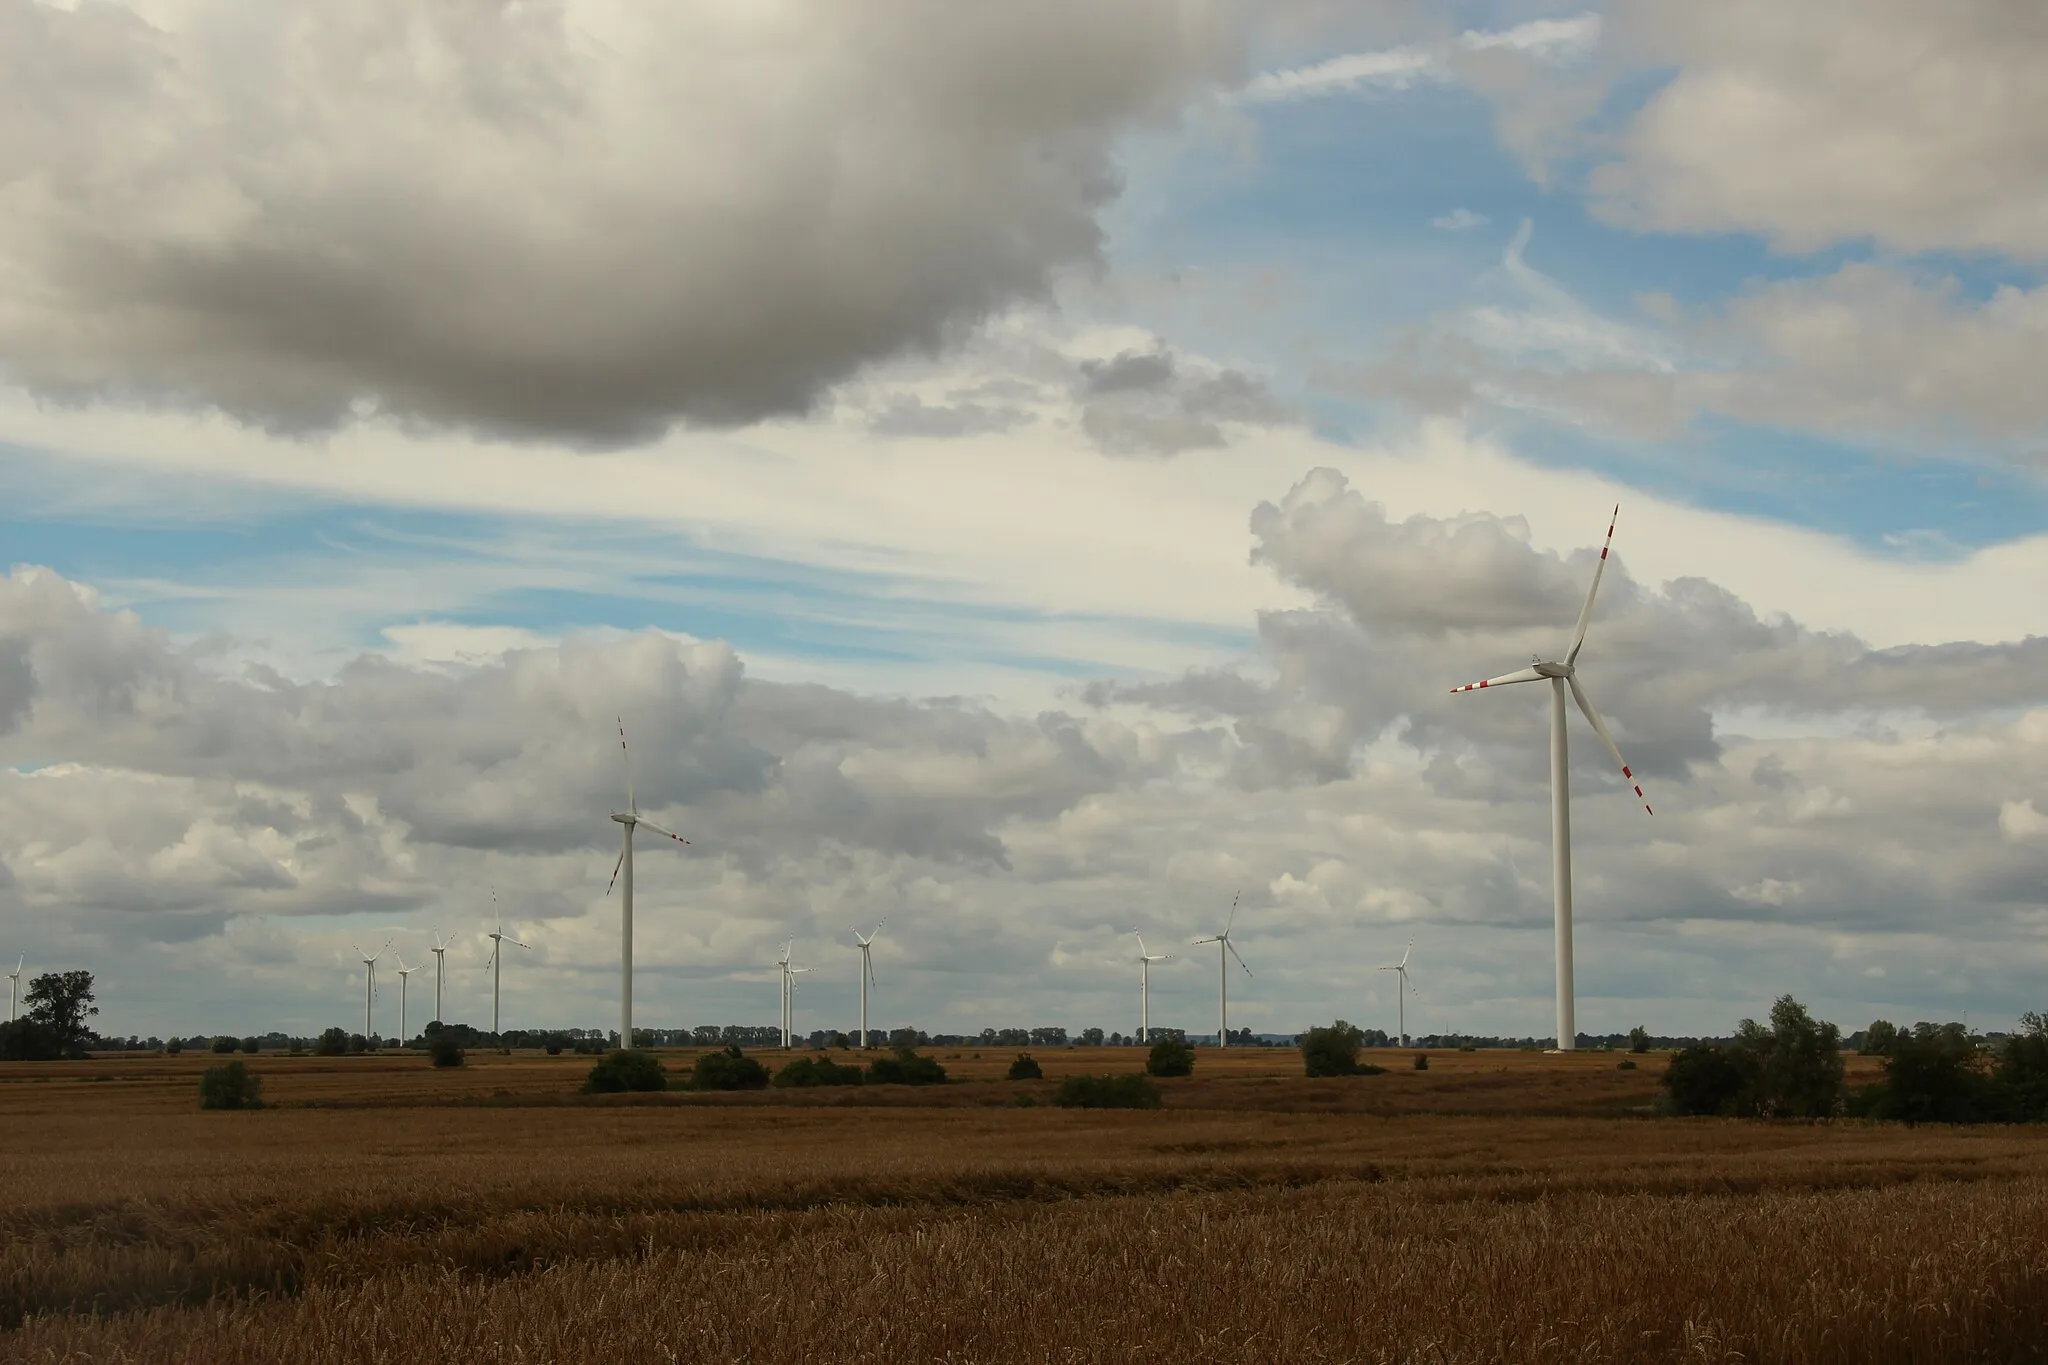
[312,1027,348,1057]
[1412,1052,1430,1071]
[1865,1023,1992,1124]
[1617,1058,1637,1071]
[1860,1019,1899,1056]
[210,1035,238,1054]
[1299,1021,1366,1078]
[583,1048,669,1093]
[1007,1053,1044,1081]
[0,1019,63,1061]
[867,1046,947,1086]
[691,1046,768,1091]
[239,1036,260,1054]
[1146,1037,1195,1078]
[164,1037,183,1055]
[1051,1073,1161,1109]
[774,1054,864,1088]
[428,1037,465,1068]
[198,1060,263,1110]
[1662,1043,1747,1116]
[544,1041,563,1056]
[1628,1026,1650,1054]
[347,1033,369,1054]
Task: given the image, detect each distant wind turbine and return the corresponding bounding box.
[1377,939,1416,1047]
[352,938,391,1042]
[606,718,690,1052]
[777,940,812,1049]
[1451,505,1652,1052]
[1192,893,1251,1048]
[484,896,530,1038]
[6,956,21,1023]
[393,955,423,1045]
[428,929,452,1024]
[852,920,885,1048]
[1130,930,1172,1044]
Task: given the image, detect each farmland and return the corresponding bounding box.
[3,1047,2044,1363]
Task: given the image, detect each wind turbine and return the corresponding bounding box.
[606,718,690,1052]
[1377,939,1416,1047]
[852,920,884,1048]
[777,941,812,1049]
[393,955,423,1045]
[1451,505,1652,1052]
[351,938,390,1043]
[1130,930,1172,1044]
[428,929,452,1024]
[1192,894,1251,1048]
[6,956,21,1023]
[484,901,530,1038]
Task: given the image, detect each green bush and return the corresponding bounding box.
[1860,1019,1899,1056]
[544,1041,563,1056]
[1412,1052,1430,1071]
[0,1020,63,1061]
[774,1054,864,1088]
[198,1060,263,1110]
[428,1037,465,1068]
[1051,1073,1161,1109]
[584,1048,669,1093]
[867,1046,947,1086]
[691,1046,768,1091]
[1617,1058,1637,1070]
[1145,1037,1195,1078]
[210,1035,238,1054]
[1299,1021,1368,1077]
[164,1037,183,1055]
[240,1036,260,1054]
[1006,1053,1043,1081]
[1862,1023,1993,1124]
[1661,1042,1747,1115]
[312,1027,348,1057]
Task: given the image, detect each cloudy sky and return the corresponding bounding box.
[3,0,2045,1043]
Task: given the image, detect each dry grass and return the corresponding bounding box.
[0,1049,2038,1363]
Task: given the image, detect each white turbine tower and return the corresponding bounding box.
[606,718,690,1051]
[1377,939,1416,1047]
[484,905,530,1038]
[393,955,423,1045]
[6,956,22,1023]
[777,941,811,1049]
[428,929,452,1024]
[1451,505,1652,1052]
[352,938,390,1043]
[852,920,884,1048]
[1192,894,1251,1048]
[1130,930,1172,1044]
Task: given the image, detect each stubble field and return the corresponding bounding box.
[2,1046,2044,1363]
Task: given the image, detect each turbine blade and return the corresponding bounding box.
[1450,666,1545,694]
[1226,939,1253,977]
[1567,674,1653,815]
[1400,939,1412,969]
[1192,935,1221,945]
[1566,505,1619,667]
[1133,932,1148,958]
[605,846,626,895]
[618,716,634,813]
[636,817,690,845]
[1224,891,1240,937]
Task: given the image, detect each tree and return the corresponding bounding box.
[585,1049,669,1093]
[1661,1043,1747,1116]
[1078,1027,1104,1046]
[1146,1037,1195,1078]
[1867,1023,1989,1124]
[867,1046,946,1086]
[198,1061,263,1110]
[1861,1019,1899,1056]
[25,970,96,1054]
[1732,995,1844,1118]
[428,1036,465,1068]
[1007,1053,1043,1080]
[313,1027,349,1057]
[239,1036,260,1054]
[1628,1026,1651,1054]
[1300,1021,1367,1077]
[210,1036,238,1054]
[1997,1011,2048,1120]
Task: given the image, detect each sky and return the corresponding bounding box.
[3,0,2046,1043]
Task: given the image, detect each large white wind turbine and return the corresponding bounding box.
[484,905,530,1038]
[606,719,690,1052]
[393,955,423,1045]
[1377,939,1416,1047]
[1192,894,1251,1048]
[428,929,452,1024]
[1451,505,1652,1052]
[6,956,21,1023]
[852,920,884,1048]
[352,939,390,1042]
[1129,930,1172,1044]
[777,940,811,1049]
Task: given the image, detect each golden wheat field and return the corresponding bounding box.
[2,1047,2044,1364]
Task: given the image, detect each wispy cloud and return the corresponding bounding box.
[1241,14,1601,104]
[1432,208,1490,232]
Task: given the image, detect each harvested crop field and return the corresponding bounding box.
[2,1048,2043,1363]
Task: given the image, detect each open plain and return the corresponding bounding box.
[3,1047,2044,1364]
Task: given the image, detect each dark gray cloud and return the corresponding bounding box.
[1074,345,1293,455]
[866,396,1032,440]
[0,1,1242,446]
